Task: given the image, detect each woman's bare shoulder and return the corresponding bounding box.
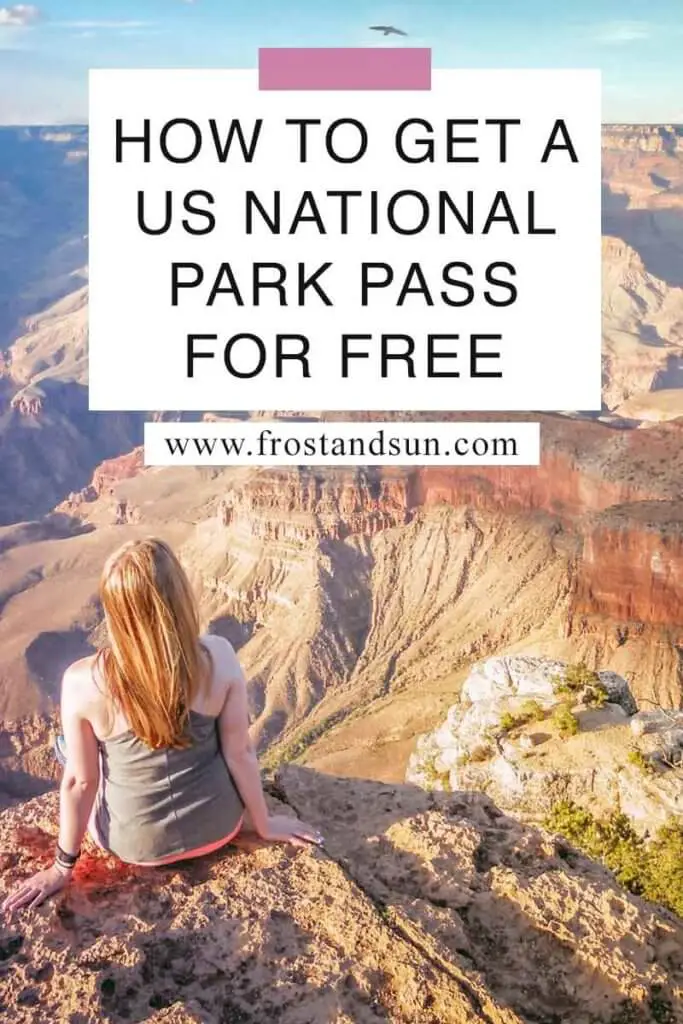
[62,653,104,704]
[199,633,242,683]
[200,631,235,656]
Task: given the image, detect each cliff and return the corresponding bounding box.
[0,126,87,348]
[0,286,145,526]
[1,765,682,1024]
[602,125,683,156]
[217,469,412,542]
[600,236,683,410]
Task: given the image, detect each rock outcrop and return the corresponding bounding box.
[1,766,683,1023]
[58,449,147,517]
[601,236,683,411]
[9,387,45,419]
[217,470,412,543]
[602,125,683,156]
[406,656,683,834]
[0,126,87,348]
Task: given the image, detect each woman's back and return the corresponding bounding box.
[82,633,228,742]
[78,633,245,865]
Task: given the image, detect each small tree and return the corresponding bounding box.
[627,747,655,776]
[552,703,579,738]
[499,711,517,732]
[564,661,600,689]
[519,699,546,723]
[546,799,683,921]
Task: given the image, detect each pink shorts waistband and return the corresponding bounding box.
[133,815,245,867]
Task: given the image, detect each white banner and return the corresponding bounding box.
[89,68,601,413]
[144,420,541,467]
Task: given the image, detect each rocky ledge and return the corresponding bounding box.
[1,766,683,1023]
[406,656,683,833]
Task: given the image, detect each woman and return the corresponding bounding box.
[2,537,322,915]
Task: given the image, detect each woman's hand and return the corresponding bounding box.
[2,863,72,916]
[257,814,324,848]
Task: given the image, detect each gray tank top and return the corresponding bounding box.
[93,710,244,864]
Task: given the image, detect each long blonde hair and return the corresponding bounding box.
[97,537,206,749]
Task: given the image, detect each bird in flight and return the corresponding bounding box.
[369,25,408,37]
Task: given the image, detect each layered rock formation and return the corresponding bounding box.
[3,436,683,790]
[602,126,683,293]
[0,126,87,347]
[1,765,683,1024]
[601,236,683,411]
[602,125,683,156]
[217,469,412,542]
[0,289,145,526]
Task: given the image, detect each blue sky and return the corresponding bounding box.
[0,0,681,123]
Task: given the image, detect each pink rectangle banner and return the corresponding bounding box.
[258,47,432,91]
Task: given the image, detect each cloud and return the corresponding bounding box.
[592,21,651,44]
[55,20,153,31]
[0,4,40,27]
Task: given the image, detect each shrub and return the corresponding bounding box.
[643,822,683,918]
[420,755,452,792]
[499,700,546,734]
[545,800,683,920]
[520,699,546,723]
[551,703,579,738]
[583,682,609,708]
[627,748,655,776]
[564,661,600,689]
[499,711,517,732]
[551,662,601,699]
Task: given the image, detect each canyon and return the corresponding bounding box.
[3,122,683,1023]
[0,126,682,808]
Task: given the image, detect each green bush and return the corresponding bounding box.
[583,682,609,708]
[643,822,683,918]
[564,661,600,689]
[627,748,655,776]
[520,699,546,723]
[420,755,452,792]
[545,800,683,919]
[499,700,546,734]
[551,703,580,738]
[551,662,601,699]
[499,711,517,732]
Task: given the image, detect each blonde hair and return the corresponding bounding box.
[97,537,207,749]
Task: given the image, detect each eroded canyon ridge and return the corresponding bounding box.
[1,123,683,800]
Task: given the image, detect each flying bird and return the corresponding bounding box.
[369,25,408,37]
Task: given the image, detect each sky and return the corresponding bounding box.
[0,0,681,124]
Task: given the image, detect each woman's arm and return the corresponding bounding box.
[2,662,101,915]
[57,663,101,856]
[215,639,322,847]
[217,649,270,834]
